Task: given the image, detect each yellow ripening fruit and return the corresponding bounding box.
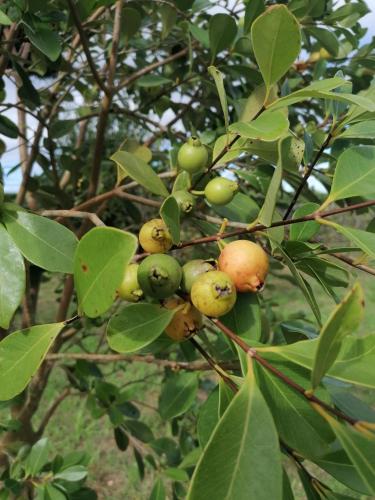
[117,263,143,302]
[218,240,269,292]
[191,270,236,317]
[163,297,202,342]
[138,218,173,254]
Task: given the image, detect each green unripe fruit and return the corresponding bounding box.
[204,177,238,206]
[139,219,173,254]
[191,270,237,317]
[177,136,208,174]
[118,264,143,302]
[181,259,215,293]
[173,190,196,215]
[138,254,182,299]
[0,182,3,205]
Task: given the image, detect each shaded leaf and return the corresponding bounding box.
[229,110,289,142]
[25,438,50,477]
[159,372,198,420]
[149,478,166,500]
[160,196,180,244]
[209,14,237,60]
[290,203,320,241]
[208,66,229,129]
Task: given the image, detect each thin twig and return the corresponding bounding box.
[40,210,105,227]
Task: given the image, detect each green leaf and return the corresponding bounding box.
[0,115,19,138]
[121,7,141,41]
[251,5,301,90]
[307,27,339,56]
[0,322,64,400]
[213,192,259,223]
[159,372,198,420]
[229,110,289,142]
[318,412,375,495]
[172,171,191,192]
[218,379,235,417]
[274,242,322,325]
[0,9,12,25]
[25,438,50,477]
[238,85,276,122]
[160,196,180,244]
[160,4,177,39]
[0,224,25,329]
[164,467,189,482]
[136,74,172,87]
[187,366,282,500]
[321,221,375,260]
[322,146,375,207]
[50,119,76,139]
[25,25,61,61]
[208,66,229,130]
[111,151,169,197]
[149,478,166,500]
[74,227,137,318]
[311,283,364,389]
[255,364,334,458]
[258,137,290,226]
[3,206,78,274]
[290,203,320,241]
[107,303,176,353]
[125,419,154,442]
[259,334,375,388]
[244,0,265,33]
[209,13,237,60]
[197,388,219,448]
[212,134,248,166]
[338,120,375,140]
[54,465,87,482]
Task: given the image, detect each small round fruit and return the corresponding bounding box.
[173,190,196,215]
[118,263,143,302]
[139,219,173,254]
[204,177,238,206]
[191,270,236,317]
[163,297,202,342]
[177,136,208,174]
[181,259,215,293]
[218,240,269,292]
[138,254,182,299]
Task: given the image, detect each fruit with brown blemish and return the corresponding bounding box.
[172,190,196,215]
[139,218,173,254]
[218,240,269,292]
[181,259,216,293]
[137,254,182,299]
[177,136,208,173]
[163,297,202,342]
[190,270,236,317]
[118,263,143,302]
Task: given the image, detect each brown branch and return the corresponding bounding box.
[330,252,375,277]
[66,0,108,94]
[40,209,105,227]
[36,388,71,437]
[211,319,357,426]
[0,23,18,76]
[283,132,333,220]
[46,352,240,371]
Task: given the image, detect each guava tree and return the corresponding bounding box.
[0,0,375,498]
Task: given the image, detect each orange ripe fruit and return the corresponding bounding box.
[218,240,269,292]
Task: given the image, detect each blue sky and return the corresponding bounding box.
[1,0,375,193]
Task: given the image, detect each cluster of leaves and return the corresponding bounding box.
[1,0,375,499]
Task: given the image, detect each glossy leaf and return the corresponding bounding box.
[323,146,375,207]
[107,303,176,353]
[0,224,25,329]
[172,171,191,192]
[197,388,219,448]
[229,110,289,142]
[25,438,50,476]
[187,365,282,500]
[319,412,375,495]
[3,206,77,274]
[25,25,61,61]
[54,465,87,482]
[111,151,169,197]
[251,5,301,90]
[0,115,19,138]
[0,322,64,400]
[159,372,198,420]
[208,66,229,129]
[258,137,290,226]
[160,196,180,244]
[311,283,364,389]
[209,14,237,60]
[338,120,375,139]
[259,334,375,388]
[74,227,137,317]
[290,203,320,241]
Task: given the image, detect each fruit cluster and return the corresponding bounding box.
[117,137,269,342]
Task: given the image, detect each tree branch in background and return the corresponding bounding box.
[40,210,105,227]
